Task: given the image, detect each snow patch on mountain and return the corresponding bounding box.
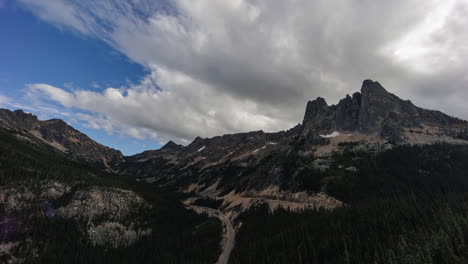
[320,131,341,138]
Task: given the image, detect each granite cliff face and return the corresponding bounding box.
[0,109,123,166]
[302,80,468,142]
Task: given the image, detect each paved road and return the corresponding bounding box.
[188,205,235,264]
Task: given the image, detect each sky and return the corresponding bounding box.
[1,0,468,155]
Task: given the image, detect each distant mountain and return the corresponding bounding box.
[3,80,468,204]
[120,80,468,212]
[4,80,466,184]
[302,80,468,142]
[0,109,123,167]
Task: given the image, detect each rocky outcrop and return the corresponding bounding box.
[335,92,362,131]
[302,80,468,142]
[0,109,123,165]
[303,97,328,123]
[88,222,151,248]
[0,181,151,252]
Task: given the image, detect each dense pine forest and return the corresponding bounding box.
[0,128,222,264]
[230,144,468,264]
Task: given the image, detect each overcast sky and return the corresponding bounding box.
[2,0,468,153]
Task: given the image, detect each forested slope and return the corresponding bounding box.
[0,127,222,263]
[231,144,468,264]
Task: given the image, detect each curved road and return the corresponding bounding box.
[188,205,235,264]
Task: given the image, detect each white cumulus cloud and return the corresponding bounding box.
[17,0,468,144]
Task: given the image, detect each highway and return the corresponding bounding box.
[188,205,235,264]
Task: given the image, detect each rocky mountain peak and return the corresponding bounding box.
[0,108,123,166]
[161,140,183,150]
[0,109,39,129]
[303,97,328,123]
[360,79,388,95]
[302,80,468,142]
[190,136,205,146]
[358,79,419,131]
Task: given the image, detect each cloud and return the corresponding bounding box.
[27,66,289,144]
[0,94,8,106]
[18,0,468,144]
[29,83,75,107]
[90,82,100,89]
[382,0,468,74]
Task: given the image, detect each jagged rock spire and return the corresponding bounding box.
[303,97,328,123]
[301,80,468,141]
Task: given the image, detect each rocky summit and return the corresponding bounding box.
[303,80,468,142]
[0,109,123,167]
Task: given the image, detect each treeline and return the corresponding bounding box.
[231,143,468,263]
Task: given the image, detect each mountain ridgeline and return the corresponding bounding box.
[2,80,467,195]
[2,80,468,263]
[0,108,124,167]
[119,80,468,196]
[2,80,468,194]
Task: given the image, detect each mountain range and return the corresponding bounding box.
[2,80,467,198]
[2,80,468,263]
